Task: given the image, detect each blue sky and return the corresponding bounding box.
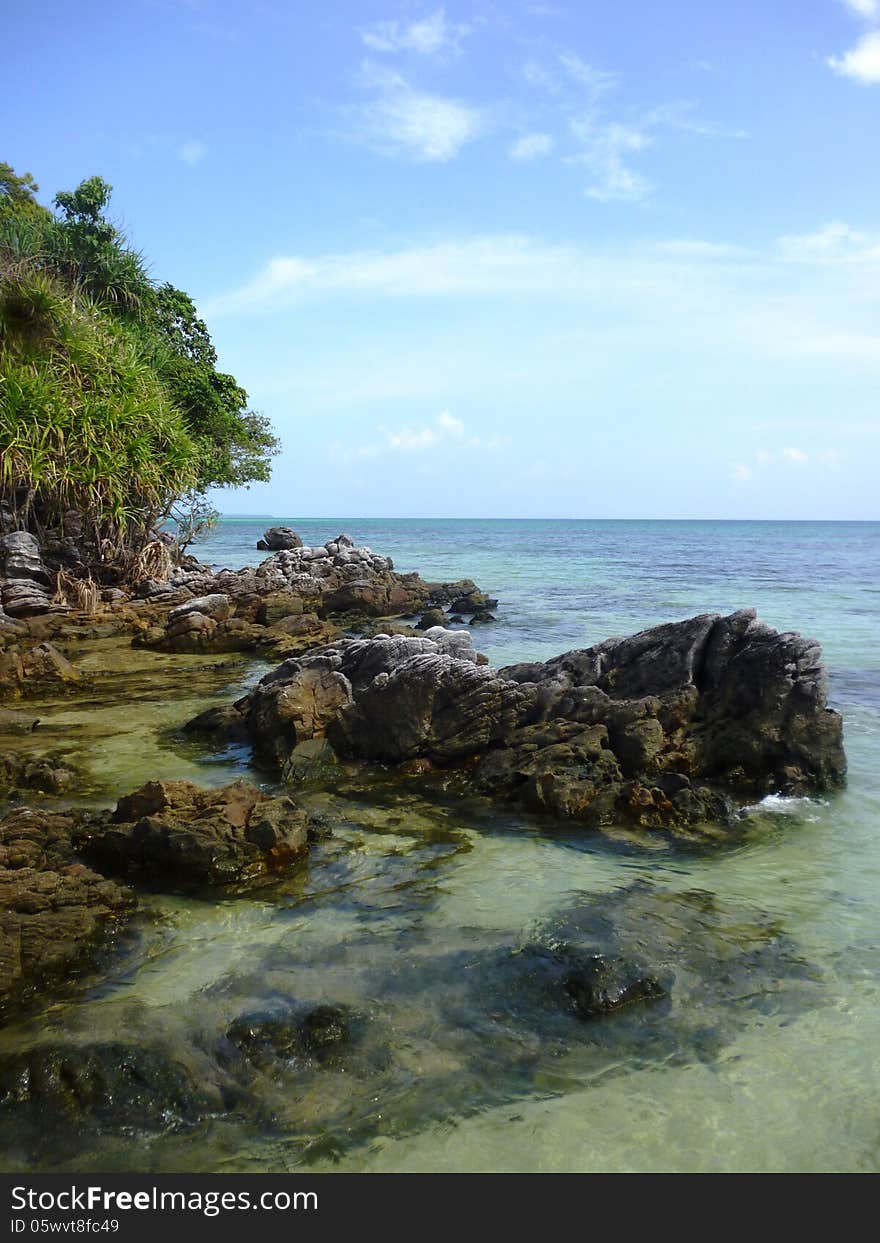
[5,0,880,518]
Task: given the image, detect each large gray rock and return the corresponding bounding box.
[257,526,303,551]
[0,531,53,617]
[234,611,846,831]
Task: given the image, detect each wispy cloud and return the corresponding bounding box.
[522,48,744,202]
[523,51,618,101]
[509,131,555,160]
[779,220,880,263]
[839,0,879,20]
[360,8,471,57]
[331,409,486,462]
[177,140,207,165]
[566,117,651,202]
[357,64,485,161]
[204,236,582,314]
[729,445,842,484]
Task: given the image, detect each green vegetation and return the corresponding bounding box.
[0,162,278,573]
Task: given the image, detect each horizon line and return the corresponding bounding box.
[214,514,880,523]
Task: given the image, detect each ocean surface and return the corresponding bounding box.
[2,518,878,1173]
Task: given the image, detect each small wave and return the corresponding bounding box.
[742,793,827,818]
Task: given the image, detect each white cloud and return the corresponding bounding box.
[177,140,207,165]
[202,229,880,378]
[359,65,485,161]
[729,445,845,484]
[567,118,652,202]
[360,8,471,56]
[779,221,880,264]
[828,30,880,82]
[839,0,879,19]
[334,409,481,462]
[204,236,585,314]
[509,132,555,160]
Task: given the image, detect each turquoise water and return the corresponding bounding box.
[2,519,878,1173]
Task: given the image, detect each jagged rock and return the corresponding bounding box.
[0,532,54,618]
[235,611,845,831]
[237,629,487,770]
[77,779,314,887]
[329,654,534,763]
[0,808,135,1017]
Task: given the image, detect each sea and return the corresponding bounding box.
[2,518,878,1173]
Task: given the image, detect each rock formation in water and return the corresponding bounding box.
[0,807,135,1017]
[234,610,846,829]
[76,778,316,887]
[256,525,303,551]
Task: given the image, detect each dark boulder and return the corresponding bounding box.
[77,779,314,887]
[0,1042,216,1135]
[563,955,666,1017]
[234,610,845,832]
[226,1002,353,1069]
[258,526,303,551]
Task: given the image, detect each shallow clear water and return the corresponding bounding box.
[1,519,878,1173]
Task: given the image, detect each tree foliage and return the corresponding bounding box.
[0,162,278,568]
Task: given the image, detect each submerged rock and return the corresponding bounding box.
[77,778,315,887]
[235,610,845,830]
[0,1042,218,1137]
[0,752,75,797]
[225,1001,354,1069]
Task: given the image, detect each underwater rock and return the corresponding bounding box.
[0,752,75,797]
[77,778,314,887]
[225,1001,354,1069]
[0,1042,218,1137]
[236,610,845,830]
[562,955,667,1017]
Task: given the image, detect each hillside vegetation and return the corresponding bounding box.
[0,163,277,578]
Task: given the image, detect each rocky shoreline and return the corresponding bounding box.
[0,523,847,1158]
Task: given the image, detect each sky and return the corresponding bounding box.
[4,0,880,519]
